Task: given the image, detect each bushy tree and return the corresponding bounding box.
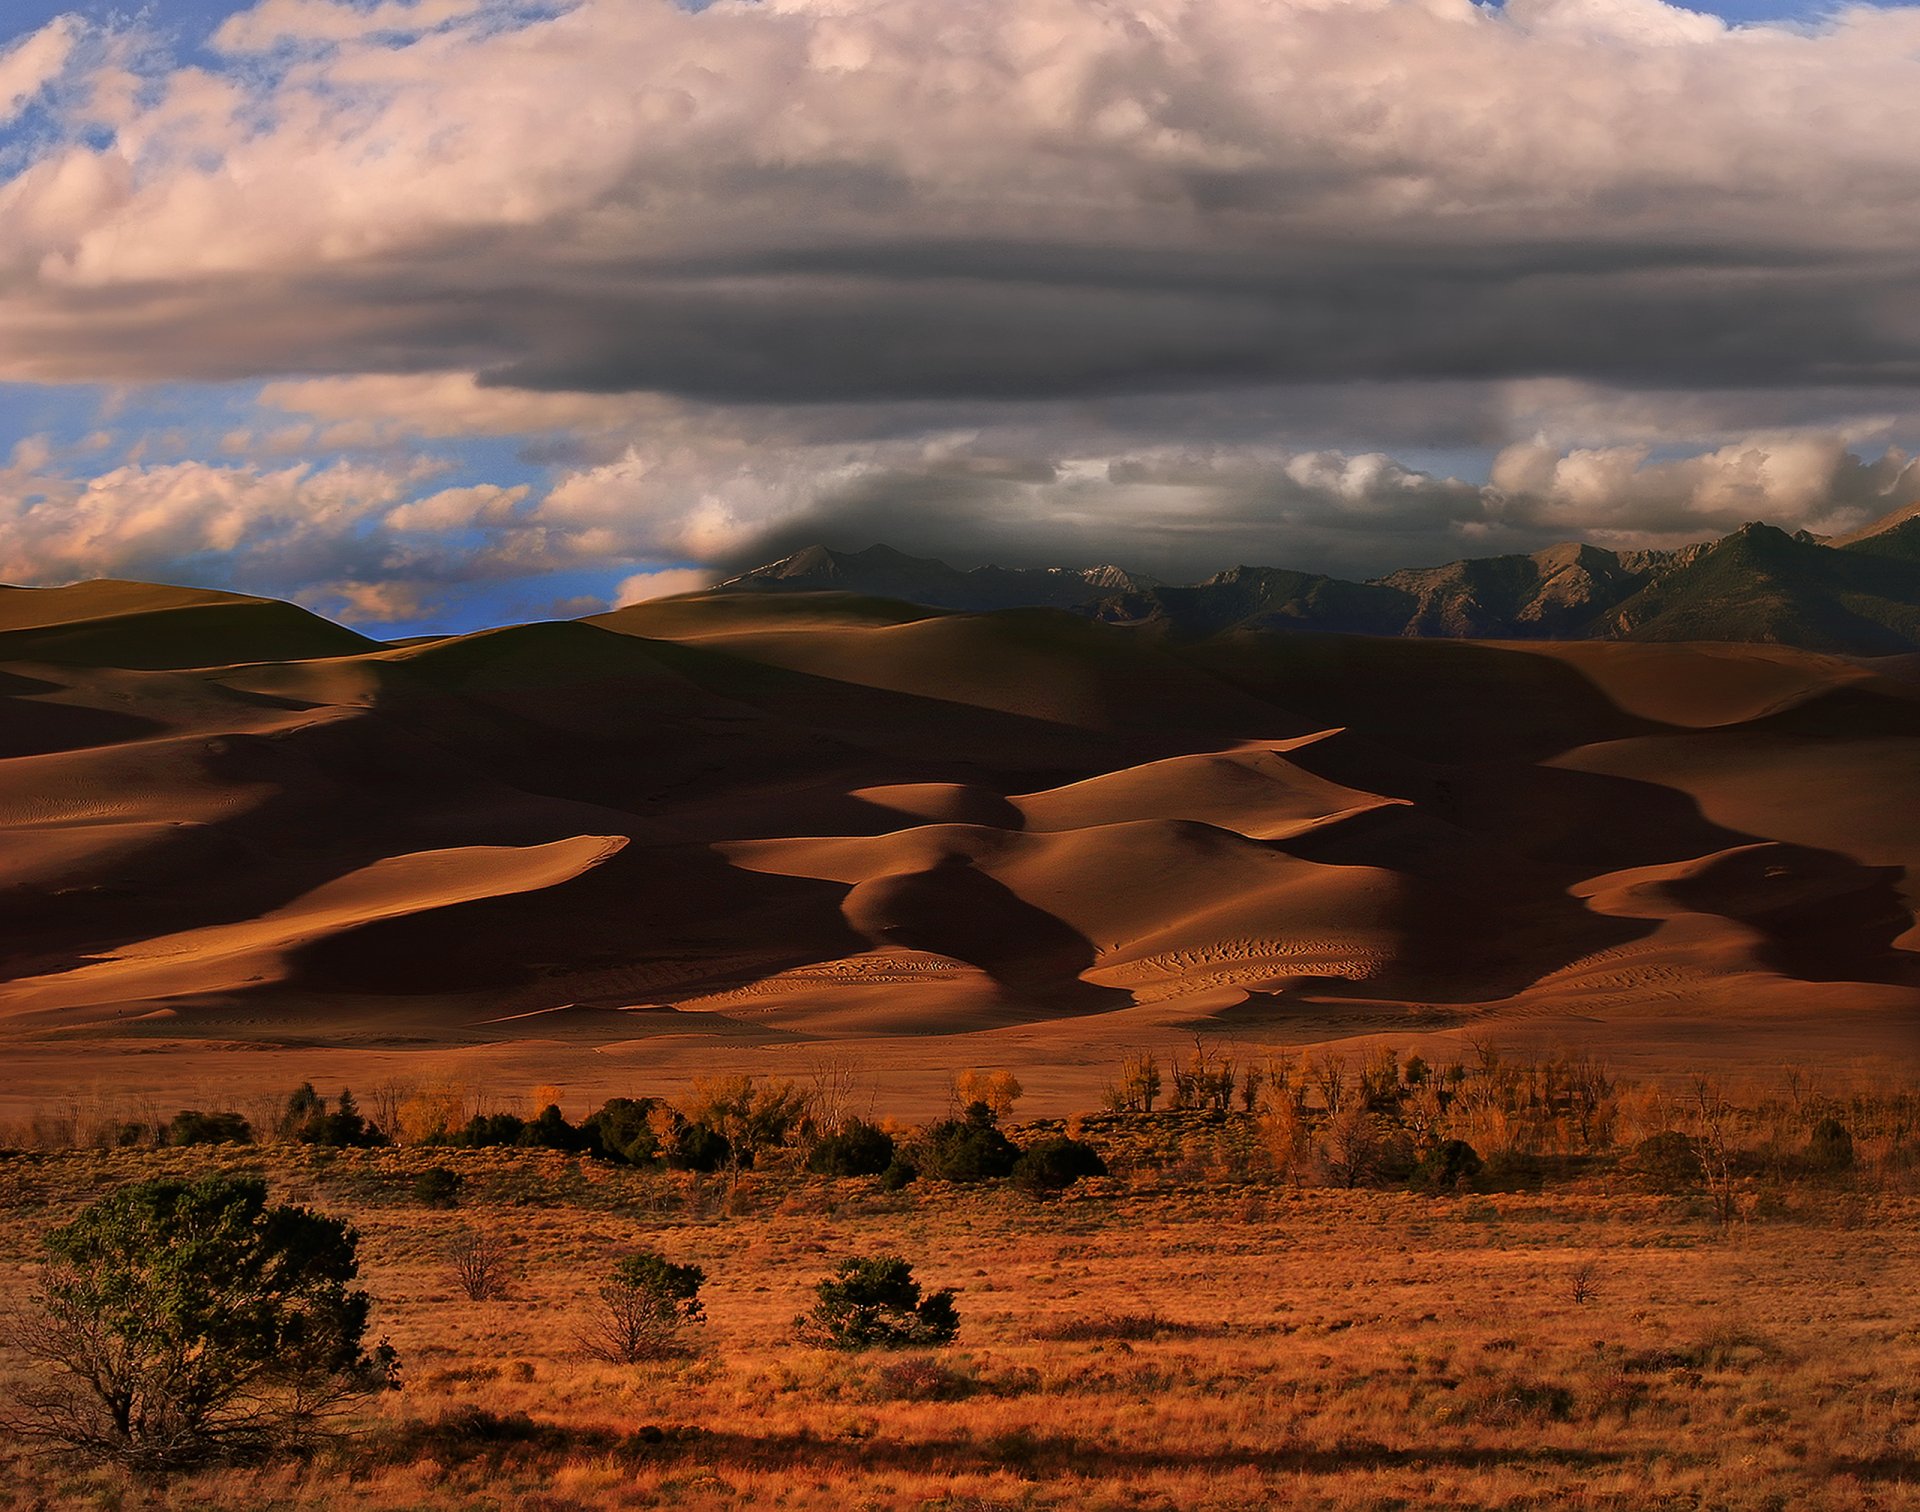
[807,1119,896,1177]
[583,1097,664,1166]
[1010,1136,1107,1193]
[794,1256,959,1351]
[916,1107,1020,1183]
[516,1103,593,1154]
[293,1088,387,1149]
[1409,1138,1483,1192]
[679,1075,809,1171]
[3,1175,396,1470]
[581,1252,705,1363]
[953,1069,1023,1121]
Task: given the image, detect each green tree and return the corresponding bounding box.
[581,1252,706,1363]
[1010,1136,1106,1193]
[794,1256,959,1351]
[915,1106,1020,1183]
[3,1175,396,1469]
[807,1118,896,1177]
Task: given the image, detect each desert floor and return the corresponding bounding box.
[2,1131,1916,1511]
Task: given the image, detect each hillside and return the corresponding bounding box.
[715,520,1920,653]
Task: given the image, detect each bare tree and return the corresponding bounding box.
[448,1228,513,1301]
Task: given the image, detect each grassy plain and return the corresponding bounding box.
[1,1104,1916,1512]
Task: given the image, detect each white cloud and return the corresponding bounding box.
[213,0,497,53]
[0,18,75,128]
[613,567,714,605]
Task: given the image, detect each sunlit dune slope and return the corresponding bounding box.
[0,580,1913,1062]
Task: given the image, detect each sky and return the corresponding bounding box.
[3,0,1920,634]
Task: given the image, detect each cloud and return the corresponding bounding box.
[213,0,496,52]
[0,0,1918,404]
[561,427,1920,581]
[613,567,714,605]
[0,18,76,128]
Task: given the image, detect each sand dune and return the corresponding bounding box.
[0,578,1913,1094]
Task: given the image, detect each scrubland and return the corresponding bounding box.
[2,1058,1917,1512]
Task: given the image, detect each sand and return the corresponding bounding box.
[0,583,1914,1117]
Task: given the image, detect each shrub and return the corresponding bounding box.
[516,1103,593,1154]
[880,1158,919,1191]
[1806,1117,1855,1173]
[583,1097,664,1166]
[916,1109,1019,1183]
[1010,1136,1107,1192]
[1630,1131,1704,1192]
[808,1119,896,1177]
[294,1088,387,1149]
[2,1174,396,1469]
[663,1120,731,1173]
[1409,1138,1483,1191]
[412,1167,464,1209]
[453,1112,526,1149]
[869,1355,981,1401]
[581,1252,705,1363]
[448,1228,512,1301]
[164,1109,253,1147]
[678,1075,809,1170]
[794,1256,960,1351]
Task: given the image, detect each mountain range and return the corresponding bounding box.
[714,517,1920,654]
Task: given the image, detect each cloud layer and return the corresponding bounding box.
[2,0,1920,620]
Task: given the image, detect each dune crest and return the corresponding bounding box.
[0,581,1912,1076]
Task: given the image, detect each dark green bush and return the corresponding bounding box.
[294,1088,387,1149]
[808,1120,896,1177]
[1409,1139,1483,1191]
[916,1111,1019,1183]
[1010,1136,1107,1192]
[582,1252,706,1363]
[516,1104,594,1154]
[1806,1117,1854,1173]
[794,1256,959,1351]
[412,1167,463,1209]
[583,1098,663,1166]
[164,1110,252,1147]
[662,1120,731,1173]
[7,1175,396,1469]
[880,1158,919,1191]
[1631,1131,1704,1192]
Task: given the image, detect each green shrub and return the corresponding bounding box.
[516,1104,593,1154]
[583,1098,663,1166]
[164,1110,252,1147]
[880,1158,919,1191]
[412,1167,463,1209]
[662,1120,731,1173]
[1630,1131,1704,1192]
[1806,1117,1854,1173]
[808,1120,896,1177]
[916,1110,1019,1183]
[794,1256,960,1351]
[581,1252,706,1363]
[1409,1139,1483,1191]
[1010,1136,1106,1192]
[5,1175,396,1469]
[294,1088,387,1149]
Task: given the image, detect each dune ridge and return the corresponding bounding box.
[0,576,1913,1082]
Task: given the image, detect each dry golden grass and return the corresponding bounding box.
[0,1128,1916,1511]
